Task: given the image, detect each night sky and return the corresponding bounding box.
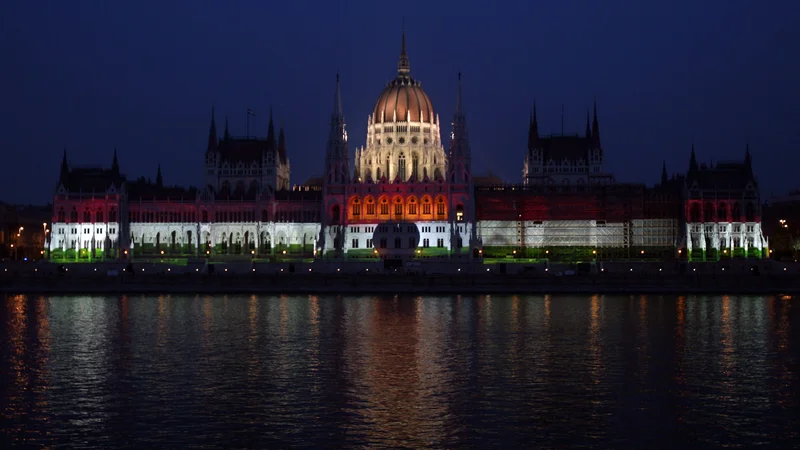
[2,0,798,205]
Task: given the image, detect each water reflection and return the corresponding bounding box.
[0,294,798,448]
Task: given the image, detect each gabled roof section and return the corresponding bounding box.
[538,135,591,163]
[58,167,125,194]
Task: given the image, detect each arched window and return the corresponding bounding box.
[365,197,376,215]
[412,154,419,181]
[436,197,446,216]
[689,203,701,223]
[351,198,361,217]
[96,209,104,222]
[83,209,91,222]
[262,209,269,222]
[731,202,741,222]
[70,208,78,222]
[456,204,464,221]
[407,196,418,215]
[422,197,432,215]
[434,168,442,180]
[717,202,728,222]
[380,197,389,215]
[398,153,406,181]
[57,208,65,222]
[332,205,341,224]
[745,203,756,222]
[704,202,714,222]
[394,197,403,216]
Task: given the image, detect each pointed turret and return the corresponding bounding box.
[60,147,69,181]
[585,111,592,139]
[278,125,287,164]
[591,101,601,148]
[397,19,410,77]
[111,147,120,175]
[224,116,231,141]
[744,142,754,178]
[156,164,163,187]
[527,103,539,149]
[448,72,471,184]
[207,107,217,151]
[267,108,276,150]
[324,73,350,185]
[661,160,668,185]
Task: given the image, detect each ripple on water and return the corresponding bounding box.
[0,294,798,448]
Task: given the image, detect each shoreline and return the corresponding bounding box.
[3,273,798,296]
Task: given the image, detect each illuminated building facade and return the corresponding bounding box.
[46,31,768,262]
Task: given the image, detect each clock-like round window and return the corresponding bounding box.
[399,137,405,144]
[411,136,418,144]
[386,137,393,144]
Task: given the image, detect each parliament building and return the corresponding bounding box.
[48,32,768,263]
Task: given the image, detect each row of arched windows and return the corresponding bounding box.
[57,207,117,223]
[689,201,757,223]
[346,195,456,221]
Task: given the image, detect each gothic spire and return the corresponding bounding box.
[207,106,217,151]
[591,100,601,148]
[111,147,119,175]
[278,125,287,163]
[60,146,69,179]
[744,142,753,176]
[449,72,471,182]
[585,111,591,139]
[455,72,463,114]
[397,19,410,77]
[156,164,163,187]
[267,108,276,149]
[528,102,539,149]
[333,72,343,117]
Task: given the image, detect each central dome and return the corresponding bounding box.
[371,27,435,124]
[372,77,435,123]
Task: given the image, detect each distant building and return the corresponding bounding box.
[46,29,769,262]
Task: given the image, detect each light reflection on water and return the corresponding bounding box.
[0,294,798,448]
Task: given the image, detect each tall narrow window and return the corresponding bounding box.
[412,154,419,181]
[398,153,406,181]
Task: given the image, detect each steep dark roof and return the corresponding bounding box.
[128,178,198,201]
[689,161,754,191]
[539,135,591,162]
[59,167,124,193]
[217,138,274,164]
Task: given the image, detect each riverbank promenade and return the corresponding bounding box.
[2,259,798,295]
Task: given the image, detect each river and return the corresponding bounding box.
[1,294,797,448]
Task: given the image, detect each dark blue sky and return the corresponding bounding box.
[2,0,798,204]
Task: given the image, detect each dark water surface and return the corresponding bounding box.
[1,294,799,448]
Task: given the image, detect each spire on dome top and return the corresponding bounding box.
[397,19,410,76]
[207,106,217,151]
